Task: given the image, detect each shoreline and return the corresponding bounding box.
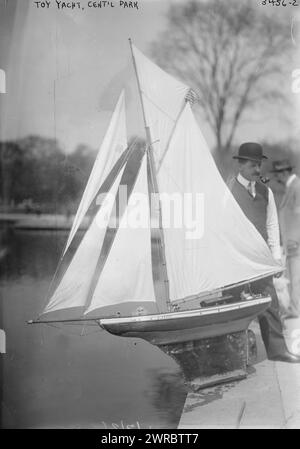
[0,212,85,230]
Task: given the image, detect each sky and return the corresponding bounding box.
[0,0,300,154]
[0,0,175,153]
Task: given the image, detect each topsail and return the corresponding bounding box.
[131,44,190,168]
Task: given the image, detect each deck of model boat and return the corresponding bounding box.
[100,296,271,325]
[100,297,271,345]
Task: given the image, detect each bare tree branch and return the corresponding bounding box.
[151,0,291,154]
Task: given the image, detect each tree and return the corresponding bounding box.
[63,143,97,209]
[16,135,66,210]
[0,136,97,212]
[0,141,23,206]
[151,0,291,154]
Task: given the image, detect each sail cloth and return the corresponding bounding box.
[43,166,126,315]
[64,90,127,254]
[85,153,156,314]
[132,45,190,167]
[158,104,281,303]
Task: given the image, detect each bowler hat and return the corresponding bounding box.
[233,142,267,162]
[270,159,294,172]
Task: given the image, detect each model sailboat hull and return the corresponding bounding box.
[100,296,271,345]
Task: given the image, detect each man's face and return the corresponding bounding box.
[239,160,262,181]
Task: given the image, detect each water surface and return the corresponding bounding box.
[0,228,187,428]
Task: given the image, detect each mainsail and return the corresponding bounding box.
[157,104,280,302]
[64,90,127,254]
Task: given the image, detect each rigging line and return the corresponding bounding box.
[44,322,102,336]
[54,19,59,256]
[43,74,60,310]
[140,90,178,123]
[157,156,184,193]
[80,328,105,336]
[156,100,187,173]
[128,39,149,138]
[45,322,64,330]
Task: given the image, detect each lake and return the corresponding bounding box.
[0,227,187,429]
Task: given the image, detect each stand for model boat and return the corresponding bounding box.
[157,295,258,390]
[157,329,257,391]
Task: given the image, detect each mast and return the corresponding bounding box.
[129,38,171,312]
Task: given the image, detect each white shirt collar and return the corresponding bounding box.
[237,173,255,188]
[286,173,296,188]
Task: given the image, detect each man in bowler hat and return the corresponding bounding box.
[229,142,300,362]
[271,159,300,318]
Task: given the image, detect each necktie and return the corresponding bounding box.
[247,182,255,198]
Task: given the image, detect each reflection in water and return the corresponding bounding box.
[1,228,66,281]
[0,228,187,428]
[146,369,187,422]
